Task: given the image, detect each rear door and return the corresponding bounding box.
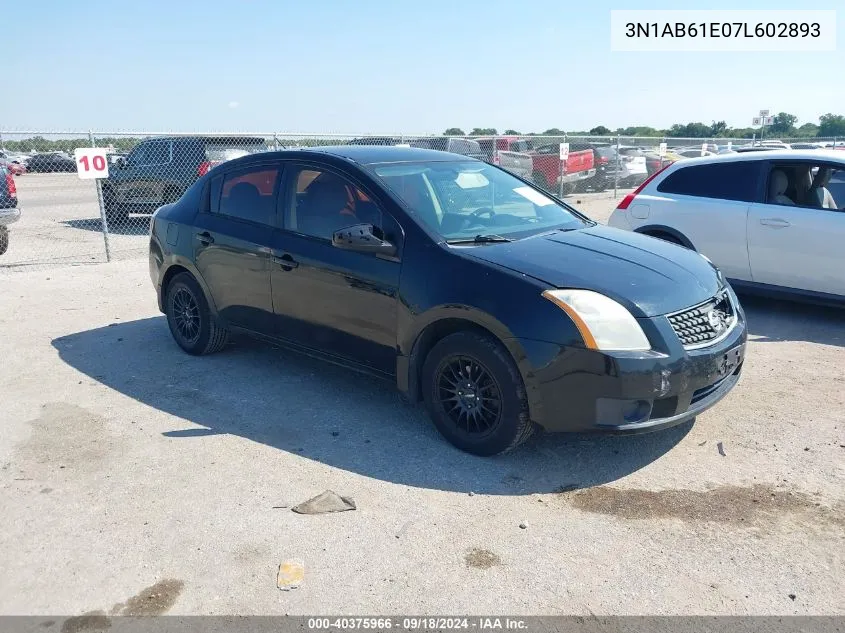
[639,160,763,281]
[193,162,282,333]
[747,161,845,295]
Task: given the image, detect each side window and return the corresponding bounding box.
[287,167,385,242]
[656,162,760,202]
[766,163,845,210]
[217,166,280,225]
[126,144,146,166]
[145,141,171,165]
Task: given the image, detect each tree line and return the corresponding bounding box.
[444,113,845,139]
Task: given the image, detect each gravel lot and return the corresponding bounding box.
[0,176,843,616]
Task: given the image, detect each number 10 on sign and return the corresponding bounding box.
[74,148,109,179]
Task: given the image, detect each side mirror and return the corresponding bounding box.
[332,223,396,257]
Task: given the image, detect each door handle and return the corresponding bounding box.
[196,231,214,244]
[272,254,299,270]
[759,218,790,228]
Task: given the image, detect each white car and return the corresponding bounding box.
[615,147,648,186]
[607,150,845,303]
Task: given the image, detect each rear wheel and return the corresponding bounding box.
[532,171,549,192]
[164,272,229,355]
[102,186,128,228]
[422,331,534,456]
[644,231,686,247]
[0,227,8,256]
[163,186,182,204]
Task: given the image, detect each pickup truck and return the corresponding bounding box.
[0,164,20,256]
[475,137,534,181]
[530,143,596,195]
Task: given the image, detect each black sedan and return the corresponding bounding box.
[25,152,76,173]
[149,146,746,456]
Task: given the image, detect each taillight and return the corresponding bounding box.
[615,165,668,210]
[599,156,609,165]
[197,161,215,176]
[5,172,15,197]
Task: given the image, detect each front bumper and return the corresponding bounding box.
[511,305,747,434]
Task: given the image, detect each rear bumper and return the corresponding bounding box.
[0,206,20,225]
[509,308,747,434]
[561,169,596,183]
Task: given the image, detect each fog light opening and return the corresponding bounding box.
[622,400,653,424]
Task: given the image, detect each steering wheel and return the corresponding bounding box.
[470,207,495,220]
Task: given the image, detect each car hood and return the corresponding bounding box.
[460,225,722,317]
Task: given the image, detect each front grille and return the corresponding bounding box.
[667,290,736,349]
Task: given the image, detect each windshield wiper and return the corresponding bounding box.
[447,234,513,245]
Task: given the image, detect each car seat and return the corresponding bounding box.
[768,170,794,206]
[227,182,265,220]
[301,178,356,238]
[808,167,837,209]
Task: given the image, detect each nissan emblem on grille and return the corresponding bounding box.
[668,291,735,348]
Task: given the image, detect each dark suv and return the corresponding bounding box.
[102,136,268,225]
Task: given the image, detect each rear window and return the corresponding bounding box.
[215,166,279,225]
[656,162,760,202]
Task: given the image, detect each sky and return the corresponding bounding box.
[3,0,842,135]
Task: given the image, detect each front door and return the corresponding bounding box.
[193,162,282,333]
[748,161,845,296]
[269,164,402,375]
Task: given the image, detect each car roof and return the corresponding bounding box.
[233,145,475,166]
[665,149,845,165]
[143,135,267,144]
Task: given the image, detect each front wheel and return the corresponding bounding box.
[0,226,8,256]
[422,331,534,456]
[165,272,229,355]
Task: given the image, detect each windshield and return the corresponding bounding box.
[372,160,590,241]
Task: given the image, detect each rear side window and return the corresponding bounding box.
[215,166,280,225]
[656,162,760,202]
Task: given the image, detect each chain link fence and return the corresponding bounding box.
[0,130,841,273]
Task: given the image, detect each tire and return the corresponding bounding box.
[559,182,575,196]
[421,331,534,456]
[102,187,128,228]
[164,272,229,355]
[591,175,608,192]
[532,171,549,192]
[163,186,182,204]
[645,231,685,247]
[0,227,8,256]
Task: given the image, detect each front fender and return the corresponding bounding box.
[397,304,544,427]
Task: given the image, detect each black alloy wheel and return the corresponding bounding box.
[422,331,535,456]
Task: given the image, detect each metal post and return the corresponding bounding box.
[558,153,564,199]
[89,130,111,262]
[613,134,621,198]
[273,134,279,150]
[833,137,838,149]
[491,132,497,166]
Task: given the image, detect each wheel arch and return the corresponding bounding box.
[158,258,219,318]
[399,310,541,423]
[635,224,696,250]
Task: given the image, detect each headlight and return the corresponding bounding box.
[542,289,651,351]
